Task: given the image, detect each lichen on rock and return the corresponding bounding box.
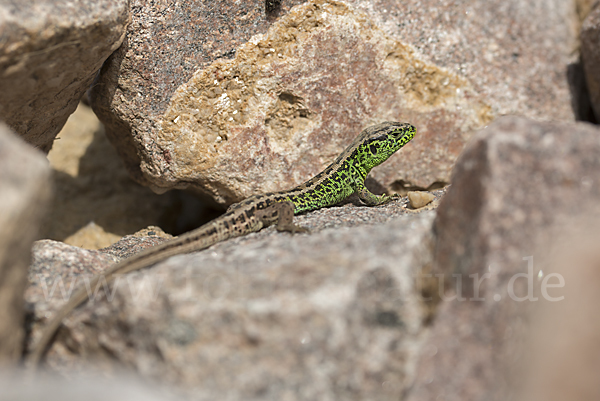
[160,0,491,205]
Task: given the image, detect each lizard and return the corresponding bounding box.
[29,121,416,366]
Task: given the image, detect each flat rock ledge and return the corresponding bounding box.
[26,196,440,401]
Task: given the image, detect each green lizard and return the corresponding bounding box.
[29,121,416,366]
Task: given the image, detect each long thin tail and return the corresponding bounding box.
[28,246,171,366]
[28,220,234,368]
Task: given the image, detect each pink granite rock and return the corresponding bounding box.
[92,0,576,205]
[518,232,600,401]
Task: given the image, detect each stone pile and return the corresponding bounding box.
[1,1,599,400]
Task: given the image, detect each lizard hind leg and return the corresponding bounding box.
[257,201,309,234]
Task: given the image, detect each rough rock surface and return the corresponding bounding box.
[581,3,600,121]
[91,0,575,205]
[360,0,576,121]
[0,124,51,363]
[158,1,490,202]
[91,0,305,199]
[406,116,600,401]
[0,0,129,151]
[26,196,442,400]
[27,235,169,320]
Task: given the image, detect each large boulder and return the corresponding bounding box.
[27,199,441,400]
[91,0,576,205]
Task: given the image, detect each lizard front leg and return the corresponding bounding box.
[355,181,398,206]
[255,201,309,233]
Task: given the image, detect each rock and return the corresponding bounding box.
[63,222,122,251]
[581,3,600,121]
[0,124,51,364]
[130,225,173,240]
[406,116,600,401]
[156,1,489,202]
[91,0,575,205]
[407,191,435,209]
[27,235,171,317]
[27,202,437,400]
[90,0,307,199]
[0,0,129,152]
[357,0,576,121]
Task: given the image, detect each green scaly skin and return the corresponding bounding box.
[29,121,416,367]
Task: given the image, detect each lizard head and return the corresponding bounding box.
[357,121,416,170]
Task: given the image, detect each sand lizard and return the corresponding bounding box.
[30,121,416,366]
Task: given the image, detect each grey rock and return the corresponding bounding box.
[26,235,170,320]
[0,124,51,364]
[91,0,575,204]
[27,200,438,400]
[407,116,600,401]
[0,0,129,152]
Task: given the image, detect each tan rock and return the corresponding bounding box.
[0,124,51,364]
[0,0,128,152]
[63,222,122,251]
[407,191,435,209]
[91,0,306,192]
[92,0,575,205]
[158,1,489,204]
